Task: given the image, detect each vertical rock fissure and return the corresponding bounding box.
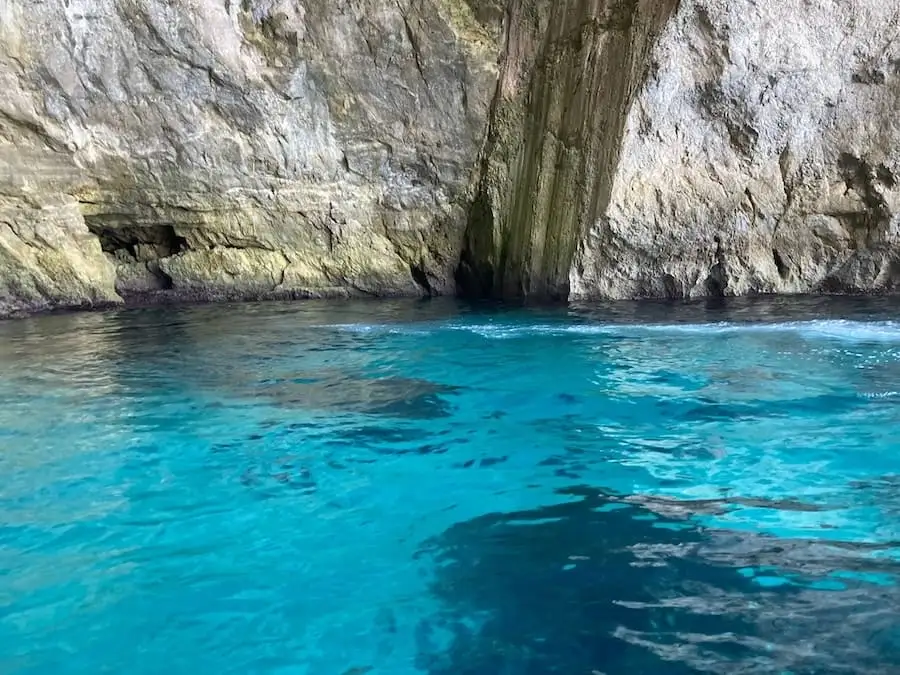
[456,0,679,301]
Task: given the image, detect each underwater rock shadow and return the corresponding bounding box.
[253,373,462,420]
[415,486,900,675]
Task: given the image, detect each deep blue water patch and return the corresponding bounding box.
[418,486,900,674]
[1,297,900,674]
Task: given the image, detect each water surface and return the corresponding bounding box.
[1,297,899,674]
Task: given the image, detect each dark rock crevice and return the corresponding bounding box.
[772,248,790,279]
[456,0,680,302]
[87,222,187,258]
[837,152,893,243]
[410,263,435,295]
[85,221,188,295]
[704,234,728,297]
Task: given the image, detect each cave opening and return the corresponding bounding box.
[86,223,188,294]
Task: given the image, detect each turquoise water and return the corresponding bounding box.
[1,297,899,674]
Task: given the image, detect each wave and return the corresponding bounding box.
[320,319,900,343]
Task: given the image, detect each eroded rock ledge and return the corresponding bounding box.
[2,0,900,316]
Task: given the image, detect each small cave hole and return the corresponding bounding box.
[705,262,727,298]
[661,273,681,300]
[876,164,897,189]
[86,223,187,259]
[772,248,790,279]
[410,264,434,296]
[86,222,188,295]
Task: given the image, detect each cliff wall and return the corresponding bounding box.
[2,0,899,315]
[0,0,503,314]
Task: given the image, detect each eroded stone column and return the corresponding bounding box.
[456,0,678,300]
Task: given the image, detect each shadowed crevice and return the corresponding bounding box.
[85,221,188,294]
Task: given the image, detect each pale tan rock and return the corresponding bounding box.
[3,0,900,313]
[0,0,501,314]
[570,0,900,300]
[0,194,119,315]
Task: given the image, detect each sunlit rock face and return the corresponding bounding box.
[570,0,900,300]
[0,0,503,314]
[2,0,900,315]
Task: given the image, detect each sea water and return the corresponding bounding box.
[1,297,899,674]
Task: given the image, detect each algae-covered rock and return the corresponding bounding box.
[456,0,678,300]
[0,193,120,315]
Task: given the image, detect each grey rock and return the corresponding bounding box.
[0,0,502,314]
[570,0,900,300]
[2,0,900,314]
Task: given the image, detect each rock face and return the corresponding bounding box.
[0,0,502,314]
[456,0,679,300]
[570,0,900,300]
[2,0,900,315]
[459,0,900,301]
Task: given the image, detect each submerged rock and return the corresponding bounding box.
[1,0,899,314]
[248,370,460,419]
[418,486,900,674]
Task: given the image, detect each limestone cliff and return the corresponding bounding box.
[570,0,900,300]
[1,0,502,315]
[2,0,900,315]
[456,0,678,300]
[460,0,900,301]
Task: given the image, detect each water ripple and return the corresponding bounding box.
[1,297,899,674]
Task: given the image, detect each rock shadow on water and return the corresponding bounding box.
[257,372,460,420]
[415,486,900,674]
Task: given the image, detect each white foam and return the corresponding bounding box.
[313,323,433,336]
[319,319,900,343]
[860,391,900,399]
[787,320,900,342]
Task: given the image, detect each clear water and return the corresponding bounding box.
[1,297,900,675]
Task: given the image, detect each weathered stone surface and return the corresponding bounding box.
[0,0,502,314]
[457,0,678,300]
[0,192,119,316]
[2,0,900,314]
[570,0,900,300]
